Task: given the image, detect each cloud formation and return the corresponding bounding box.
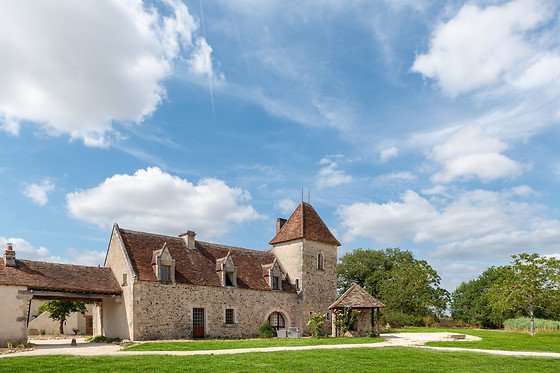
[411,0,555,96]
[0,237,62,262]
[66,167,262,238]
[0,0,218,146]
[430,124,522,183]
[22,179,55,206]
[338,186,560,260]
[316,158,353,189]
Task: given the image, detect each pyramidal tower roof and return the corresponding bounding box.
[269,202,341,246]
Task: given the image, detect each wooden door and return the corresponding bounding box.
[85,316,93,335]
[193,308,204,338]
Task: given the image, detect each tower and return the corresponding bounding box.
[269,202,340,334]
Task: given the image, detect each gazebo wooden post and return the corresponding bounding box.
[376,307,380,338]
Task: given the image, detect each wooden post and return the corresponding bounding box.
[376,307,380,338]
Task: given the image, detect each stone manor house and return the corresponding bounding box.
[0,202,340,345]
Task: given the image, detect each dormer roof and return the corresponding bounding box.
[269,202,341,246]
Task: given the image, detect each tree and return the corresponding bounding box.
[337,248,449,327]
[488,253,560,336]
[451,267,512,328]
[37,300,89,334]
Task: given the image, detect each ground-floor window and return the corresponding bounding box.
[268,311,285,330]
[225,308,235,324]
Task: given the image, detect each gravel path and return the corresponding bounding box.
[1,333,559,359]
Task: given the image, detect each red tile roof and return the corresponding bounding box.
[118,228,295,292]
[269,202,341,246]
[329,284,386,309]
[0,258,121,294]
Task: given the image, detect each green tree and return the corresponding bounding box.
[37,300,89,334]
[451,267,512,328]
[488,253,560,336]
[337,248,449,326]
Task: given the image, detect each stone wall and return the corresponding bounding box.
[0,285,30,347]
[132,281,299,340]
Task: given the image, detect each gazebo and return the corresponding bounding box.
[329,284,386,337]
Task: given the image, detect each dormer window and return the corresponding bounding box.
[218,251,237,287]
[152,243,176,283]
[160,265,171,282]
[267,259,283,291]
[317,252,324,270]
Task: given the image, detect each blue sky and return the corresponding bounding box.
[2,0,560,291]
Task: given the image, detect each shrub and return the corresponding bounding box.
[72,328,81,335]
[6,342,13,349]
[308,313,327,338]
[86,335,121,343]
[258,321,277,339]
[39,329,46,336]
[381,310,411,329]
[333,308,358,335]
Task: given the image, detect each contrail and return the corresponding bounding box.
[199,0,216,120]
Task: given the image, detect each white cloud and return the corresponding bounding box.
[0,0,219,146]
[339,187,560,261]
[411,0,555,96]
[66,167,262,238]
[0,237,62,262]
[380,146,398,162]
[376,171,416,184]
[275,198,297,215]
[22,179,55,206]
[66,248,106,267]
[316,159,352,189]
[421,185,446,195]
[430,124,522,183]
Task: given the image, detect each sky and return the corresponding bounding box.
[2,0,560,291]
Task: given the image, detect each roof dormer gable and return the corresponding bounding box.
[152,243,176,283]
[217,251,237,287]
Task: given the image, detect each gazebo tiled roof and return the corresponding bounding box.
[329,284,385,309]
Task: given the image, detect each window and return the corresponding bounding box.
[225,272,234,286]
[295,279,299,290]
[160,265,171,281]
[317,252,324,270]
[225,309,235,324]
[268,312,285,330]
[122,273,127,286]
[272,276,280,290]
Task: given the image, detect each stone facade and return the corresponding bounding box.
[101,201,340,340]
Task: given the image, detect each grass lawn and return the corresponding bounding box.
[125,336,383,351]
[399,327,560,353]
[1,347,560,372]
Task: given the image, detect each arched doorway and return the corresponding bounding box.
[268,311,285,330]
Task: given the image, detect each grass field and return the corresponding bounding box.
[125,336,383,351]
[400,327,560,353]
[1,347,559,372]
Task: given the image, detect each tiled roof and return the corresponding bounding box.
[0,258,121,294]
[118,228,295,292]
[269,202,341,246]
[329,284,386,309]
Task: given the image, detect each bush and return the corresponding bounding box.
[258,321,277,339]
[86,335,121,343]
[308,313,327,338]
[72,328,81,335]
[381,310,411,329]
[333,308,358,335]
[39,329,46,336]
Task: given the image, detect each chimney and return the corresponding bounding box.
[179,230,196,248]
[276,218,287,234]
[3,242,16,267]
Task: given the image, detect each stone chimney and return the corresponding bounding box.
[276,218,287,234]
[179,230,196,248]
[3,242,16,267]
